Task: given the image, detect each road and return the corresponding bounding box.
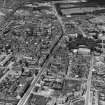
[95,90,98,105]
[0,62,14,83]
[17,5,66,105]
[52,0,85,3]
[0,98,18,103]
[0,69,10,83]
[85,15,105,105]
[17,63,48,105]
[0,1,26,36]
[85,54,94,105]
[72,22,87,37]
[52,5,66,33]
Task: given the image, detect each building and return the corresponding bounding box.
[0,54,12,66]
[16,80,30,99]
[78,45,91,55]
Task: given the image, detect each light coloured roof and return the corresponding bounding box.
[0,11,5,16]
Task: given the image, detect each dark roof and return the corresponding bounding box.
[29,94,50,105]
[68,36,102,52]
[87,0,105,5]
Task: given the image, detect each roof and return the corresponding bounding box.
[29,94,50,105]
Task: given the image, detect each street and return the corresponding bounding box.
[85,54,94,105]
[17,5,66,105]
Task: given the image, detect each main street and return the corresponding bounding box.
[85,54,94,105]
[17,4,66,105]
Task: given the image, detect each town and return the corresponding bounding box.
[0,0,105,105]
